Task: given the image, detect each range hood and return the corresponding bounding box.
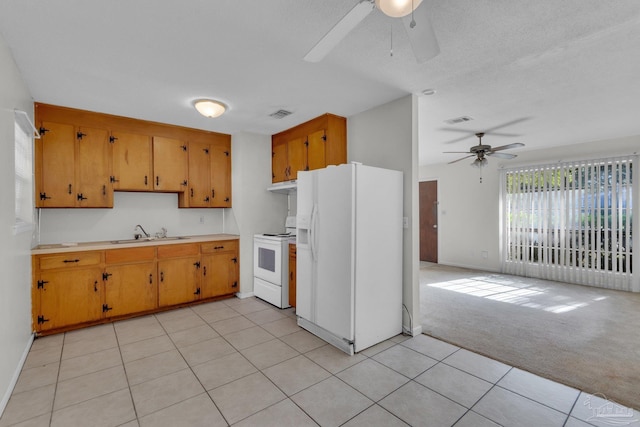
[267,180,297,194]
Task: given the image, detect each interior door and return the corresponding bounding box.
[420,180,438,262]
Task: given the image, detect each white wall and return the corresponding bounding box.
[230,132,288,295]
[38,193,233,244]
[420,135,640,273]
[348,95,421,335]
[0,36,35,415]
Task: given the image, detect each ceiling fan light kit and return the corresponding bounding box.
[375,0,423,18]
[444,132,525,172]
[304,0,439,63]
[194,99,227,118]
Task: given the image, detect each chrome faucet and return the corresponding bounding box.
[134,224,150,239]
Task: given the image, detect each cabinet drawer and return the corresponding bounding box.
[200,240,238,254]
[38,251,102,270]
[105,246,156,264]
[157,243,199,259]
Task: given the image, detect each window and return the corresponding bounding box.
[501,155,635,291]
[14,110,35,234]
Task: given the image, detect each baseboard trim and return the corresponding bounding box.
[235,291,255,299]
[0,333,34,418]
[404,324,423,337]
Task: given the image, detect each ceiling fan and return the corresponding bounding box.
[304,0,440,63]
[444,133,525,167]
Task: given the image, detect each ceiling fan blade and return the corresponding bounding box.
[491,142,525,152]
[401,2,440,63]
[442,151,472,154]
[304,0,375,62]
[487,152,517,159]
[448,155,475,164]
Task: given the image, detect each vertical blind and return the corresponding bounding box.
[501,155,636,292]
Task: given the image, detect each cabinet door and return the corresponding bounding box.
[287,136,306,181]
[37,121,76,207]
[35,268,103,332]
[187,140,211,207]
[112,132,152,191]
[77,126,112,207]
[307,129,326,171]
[272,139,288,183]
[104,262,157,317]
[210,143,231,207]
[153,136,188,192]
[201,252,238,298]
[158,256,200,307]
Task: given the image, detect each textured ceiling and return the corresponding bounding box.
[1,0,639,166]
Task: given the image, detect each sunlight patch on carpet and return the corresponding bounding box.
[427,276,603,313]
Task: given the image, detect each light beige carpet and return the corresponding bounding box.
[420,263,640,410]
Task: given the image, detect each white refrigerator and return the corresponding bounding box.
[296,163,403,355]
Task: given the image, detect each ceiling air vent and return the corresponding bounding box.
[269,109,293,119]
[444,116,473,125]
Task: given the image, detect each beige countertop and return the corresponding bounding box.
[32,234,240,255]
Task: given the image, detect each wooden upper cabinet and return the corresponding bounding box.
[36,122,112,208]
[35,103,232,208]
[111,132,152,191]
[272,139,288,182]
[37,121,76,207]
[153,136,188,192]
[182,139,231,208]
[307,129,327,171]
[186,140,212,207]
[271,113,346,184]
[76,126,112,207]
[287,137,306,181]
[210,143,231,207]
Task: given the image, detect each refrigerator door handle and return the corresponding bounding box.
[310,204,318,261]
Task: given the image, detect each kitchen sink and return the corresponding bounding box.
[110,236,191,244]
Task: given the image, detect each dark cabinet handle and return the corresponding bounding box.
[144,175,148,186]
[190,188,194,198]
[63,259,80,263]
[156,176,159,187]
[149,274,153,284]
[94,281,98,292]
[204,196,209,202]
[68,184,72,194]
[160,271,164,282]
[290,272,293,281]
[203,266,207,276]
[212,189,215,199]
[103,185,106,196]
[224,197,230,202]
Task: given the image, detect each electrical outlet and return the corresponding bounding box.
[199,215,205,224]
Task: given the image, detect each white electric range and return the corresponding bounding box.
[253,216,296,308]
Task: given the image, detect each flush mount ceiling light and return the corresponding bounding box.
[194,99,227,118]
[375,0,423,18]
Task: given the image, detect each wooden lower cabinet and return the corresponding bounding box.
[157,244,200,307]
[35,267,103,332]
[104,247,157,316]
[32,238,239,334]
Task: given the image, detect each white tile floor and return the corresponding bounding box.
[1,296,638,427]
